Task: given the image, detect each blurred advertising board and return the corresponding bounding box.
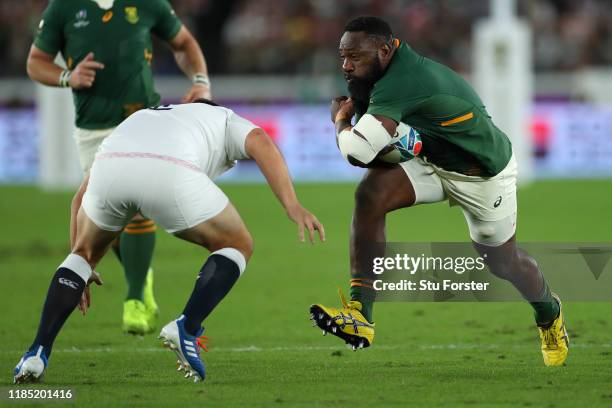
[1,103,611,183]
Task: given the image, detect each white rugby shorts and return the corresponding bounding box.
[73,127,117,172]
[399,154,518,246]
[82,154,229,234]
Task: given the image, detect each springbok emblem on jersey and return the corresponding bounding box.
[124,7,139,24]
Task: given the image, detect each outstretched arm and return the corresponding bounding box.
[245,129,325,243]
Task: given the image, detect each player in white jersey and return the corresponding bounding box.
[14,100,325,384]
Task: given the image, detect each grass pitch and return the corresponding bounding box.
[0,180,611,407]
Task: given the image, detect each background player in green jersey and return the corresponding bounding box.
[311,17,569,366]
[26,0,212,335]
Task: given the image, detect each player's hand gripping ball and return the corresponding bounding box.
[377,122,423,164]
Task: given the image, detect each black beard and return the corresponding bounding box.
[347,80,372,115]
[346,59,384,114]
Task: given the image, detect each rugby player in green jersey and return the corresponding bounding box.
[311,16,568,366]
[26,0,212,335]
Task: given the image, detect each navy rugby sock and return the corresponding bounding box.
[182,251,244,336]
[29,267,87,357]
[350,280,375,323]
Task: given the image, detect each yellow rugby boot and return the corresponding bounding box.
[310,289,375,350]
[123,299,153,335]
[143,268,159,330]
[537,293,569,366]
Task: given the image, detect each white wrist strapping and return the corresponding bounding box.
[193,73,210,86]
[59,69,72,88]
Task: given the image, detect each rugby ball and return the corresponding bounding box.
[378,122,422,164]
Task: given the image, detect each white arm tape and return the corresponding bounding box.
[354,114,393,151]
[337,128,378,164]
[337,114,393,164]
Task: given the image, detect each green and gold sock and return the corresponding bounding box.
[530,278,560,326]
[120,219,156,301]
[111,238,122,262]
[350,278,375,323]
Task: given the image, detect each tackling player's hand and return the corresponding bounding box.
[182,83,212,103]
[69,52,105,90]
[77,271,103,316]
[330,96,354,123]
[286,204,325,244]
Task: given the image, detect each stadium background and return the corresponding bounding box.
[0,0,611,406]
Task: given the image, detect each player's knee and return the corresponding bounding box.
[209,228,253,262]
[468,214,516,248]
[471,225,497,244]
[224,227,253,261]
[208,232,252,277]
[71,244,99,269]
[354,181,384,214]
[236,229,254,261]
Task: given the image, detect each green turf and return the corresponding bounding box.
[1,180,611,407]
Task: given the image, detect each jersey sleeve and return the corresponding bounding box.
[33,0,64,55]
[366,74,424,123]
[226,112,258,160]
[152,0,183,41]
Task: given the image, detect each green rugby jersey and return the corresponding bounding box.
[34,0,182,129]
[366,40,512,177]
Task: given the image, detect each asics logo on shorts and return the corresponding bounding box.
[59,278,78,290]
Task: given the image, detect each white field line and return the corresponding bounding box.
[1,343,610,355]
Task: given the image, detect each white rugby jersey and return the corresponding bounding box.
[97,102,257,179]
